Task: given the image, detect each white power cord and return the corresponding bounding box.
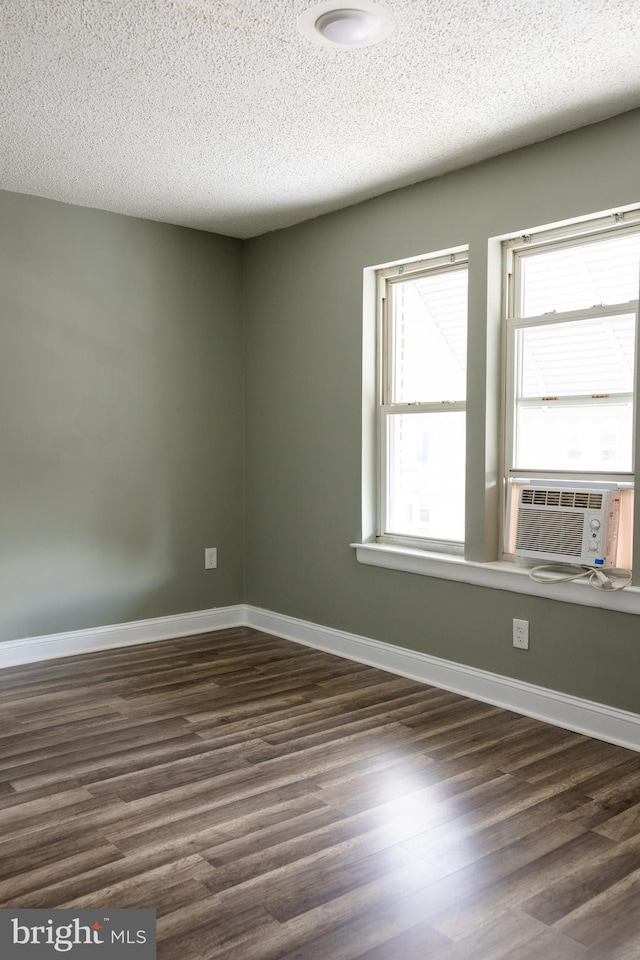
[529,564,632,592]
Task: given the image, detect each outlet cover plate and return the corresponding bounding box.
[513,618,529,649]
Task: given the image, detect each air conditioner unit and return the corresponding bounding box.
[509,484,620,566]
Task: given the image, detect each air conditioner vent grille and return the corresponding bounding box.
[515,510,584,556]
[520,488,604,510]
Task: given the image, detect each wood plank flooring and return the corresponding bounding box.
[0,627,639,959]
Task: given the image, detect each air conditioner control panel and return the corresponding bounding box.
[587,513,602,554]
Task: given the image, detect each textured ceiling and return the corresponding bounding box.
[2,0,640,238]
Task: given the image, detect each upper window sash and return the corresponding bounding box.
[504,215,640,323]
[380,255,468,408]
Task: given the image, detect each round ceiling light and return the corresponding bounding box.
[316,9,377,45]
[297,1,394,48]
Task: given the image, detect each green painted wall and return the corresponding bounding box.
[0,191,244,640]
[243,109,640,715]
[3,111,640,716]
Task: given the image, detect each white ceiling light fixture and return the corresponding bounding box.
[297,1,394,49]
[316,9,378,45]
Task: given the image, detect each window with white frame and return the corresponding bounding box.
[377,250,468,551]
[503,212,640,561]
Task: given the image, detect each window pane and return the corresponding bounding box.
[386,412,465,541]
[391,268,467,403]
[518,313,635,398]
[520,232,640,317]
[514,401,633,472]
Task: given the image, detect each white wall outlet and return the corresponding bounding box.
[204,547,217,569]
[513,618,529,649]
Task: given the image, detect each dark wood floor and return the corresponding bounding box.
[0,627,639,958]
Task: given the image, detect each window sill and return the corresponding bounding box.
[352,542,640,615]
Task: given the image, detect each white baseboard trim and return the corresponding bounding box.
[245,605,640,753]
[3,603,638,752]
[0,605,247,669]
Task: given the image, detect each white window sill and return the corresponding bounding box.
[352,542,640,615]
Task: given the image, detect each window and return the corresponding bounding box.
[359,208,640,609]
[504,217,640,480]
[377,250,468,551]
[503,212,640,560]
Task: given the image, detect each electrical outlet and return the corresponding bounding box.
[513,618,529,649]
[204,547,217,569]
